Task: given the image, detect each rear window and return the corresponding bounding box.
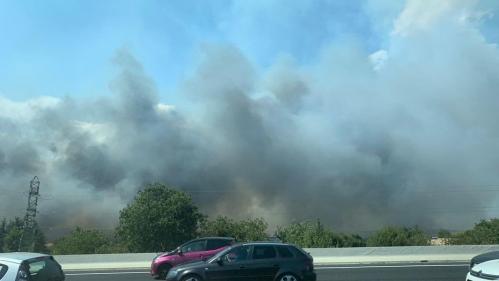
[27,257,63,281]
[207,239,232,250]
[276,245,294,258]
[289,245,308,258]
[0,263,8,279]
[252,245,277,259]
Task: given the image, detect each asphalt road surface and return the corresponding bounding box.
[65,263,469,281]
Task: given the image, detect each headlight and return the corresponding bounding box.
[470,269,499,280]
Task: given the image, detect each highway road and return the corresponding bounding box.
[65,263,469,281]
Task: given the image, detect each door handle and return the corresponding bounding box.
[273,264,279,267]
[239,266,246,269]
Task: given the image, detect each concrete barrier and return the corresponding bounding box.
[54,245,499,271]
[307,245,499,265]
[55,253,156,271]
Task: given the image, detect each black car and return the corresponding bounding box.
[470,251,499,269]
[165,242,316,281]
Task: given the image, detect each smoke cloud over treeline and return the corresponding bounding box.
[1,1,499,237]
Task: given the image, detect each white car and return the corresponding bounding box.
[0,252,65,281]
[466,259,499,281]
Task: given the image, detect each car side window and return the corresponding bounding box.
[181,240,206,253]
[206,239,231,250]
[221,246,250,264]
[276,245,294,258]
[289,246,308,258]
[27,260,45,276]
[0,263,8,279]
[252,245,277,260]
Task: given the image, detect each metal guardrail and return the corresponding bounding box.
[54,245,499,271]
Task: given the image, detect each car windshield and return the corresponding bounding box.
[207,246,237,263]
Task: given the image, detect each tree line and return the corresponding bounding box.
[2,183,499,254]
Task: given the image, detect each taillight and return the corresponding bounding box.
[304,259,314,272]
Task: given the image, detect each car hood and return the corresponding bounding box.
[472,260,499,275]
[473,251,499,263]
[157,248,179,258]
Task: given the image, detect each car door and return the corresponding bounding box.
[179,239,207,264]
[205,245,251,281]
[247,245,280,281]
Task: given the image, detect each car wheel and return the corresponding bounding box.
[157,264,172,280]
[181,274,202,281]
[278,273,300,281]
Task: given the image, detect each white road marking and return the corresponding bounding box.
[66,271,148,276]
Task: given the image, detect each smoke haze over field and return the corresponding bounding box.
[1,0,499,237]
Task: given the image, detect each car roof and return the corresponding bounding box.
[192,237,235,241]
[0,252,51,264]
[239,241,291,246]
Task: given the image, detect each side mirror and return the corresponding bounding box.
[178,249,184,256]
[216,258,224,266]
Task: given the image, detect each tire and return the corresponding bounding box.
[157,264,172,280]
[181,274,203,281]
[277,273,300,281]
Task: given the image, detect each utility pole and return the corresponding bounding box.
[18,176,40,252]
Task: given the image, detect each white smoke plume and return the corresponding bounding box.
[1,0,499,238]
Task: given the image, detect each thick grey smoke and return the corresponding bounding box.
[1,1,499,237]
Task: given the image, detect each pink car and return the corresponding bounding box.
[151,237,235,279]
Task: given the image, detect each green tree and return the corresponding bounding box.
[199,216,268,241]
[367,226,429,246]
[52,227,112,254]
[276,220,365,248]
[117,183,203,252]
[2,217,48,253]
[0,219,6,251]
[437,229,452,238]
[451,219,499,245]
[339,233,366,247]
[95,239,129,254]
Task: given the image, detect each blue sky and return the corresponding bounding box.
[1,0,498,105]
[0,0,400,104]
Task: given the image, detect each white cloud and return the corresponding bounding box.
[0,96,61,121]
[72,121,115,144]
[369,49,389,71]
[392,0,476,36]
[155,103,175,114]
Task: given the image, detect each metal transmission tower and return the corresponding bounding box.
[18,176,41,251]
